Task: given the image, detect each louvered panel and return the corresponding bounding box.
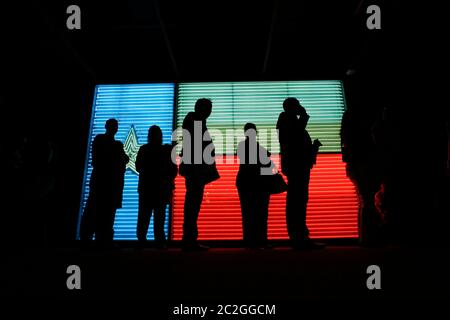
[78,84,175,240]
[176,81,345,154]
[172,154,358,240]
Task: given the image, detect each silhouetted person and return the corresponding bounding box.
[371,107,400,244]
[180,98,219,251]
[342,108,383,246]
[277,98,324,250]
[236,123,273,249]
[136,125,177,248]
[80,118,129,247]
[8,133,55,249]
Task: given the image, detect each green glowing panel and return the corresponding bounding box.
[176,81,346,154]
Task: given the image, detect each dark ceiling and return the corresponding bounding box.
[3,0,396,83]
[1,0,446,150]
[1,0,446,141]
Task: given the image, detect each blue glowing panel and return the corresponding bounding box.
[78,83,175,240]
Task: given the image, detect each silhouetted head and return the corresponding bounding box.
[194,98,212,120]
[148,125,163,145]
[244,122,257,140]
[283,97,305,116]
[105,118,118,136]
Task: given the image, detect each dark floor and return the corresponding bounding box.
[2,244,449,303]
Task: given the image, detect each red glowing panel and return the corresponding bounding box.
[171,154,358,240]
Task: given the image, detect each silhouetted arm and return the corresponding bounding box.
[136,146,144,173]
[181,112,195,163]
[311,143,320,166]
[203,125,216,159]
[276,113,288,146]
[115,141,129,166]
[91,136,100,168]
[169,160,178,180]
[298,109,309,131]
[259,143,272,168]
[277,113,291,175]
[165,145,178,180]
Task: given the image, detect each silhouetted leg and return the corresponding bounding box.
[259,192,270,246]
[250,190,261,247]
[382,178,402,243]
[79,195,95,241]
[95,202,116,245]
[106,207,117,242]
[153,201,167,245]
[286,169,310,244]
[360,186,381,244]
[183,178,205,244]
[238,188,253,247]
[350,165,382,245]
[299,171,311,239]
[137,195,152,243]
[286,176,300,242]
[251,192,261,247]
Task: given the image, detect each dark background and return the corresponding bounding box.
[0,0,448,247]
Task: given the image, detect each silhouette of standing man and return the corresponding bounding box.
[80,118,129,247]
[342,108,383,245]
[136,125,177,248]
[277,98,324,250]
[180,98,219,251]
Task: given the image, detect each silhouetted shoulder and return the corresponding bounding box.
[161,144,174,157]
[182,112,196,129]
[138,143,151,153]
[93,133,108,144]
[276,112,287,128]
[95,133,107,139]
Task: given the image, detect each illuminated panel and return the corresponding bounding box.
[172,154,358,240]
[173,80,357,240]
[177,81,345,153]
[78,84,175,240]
